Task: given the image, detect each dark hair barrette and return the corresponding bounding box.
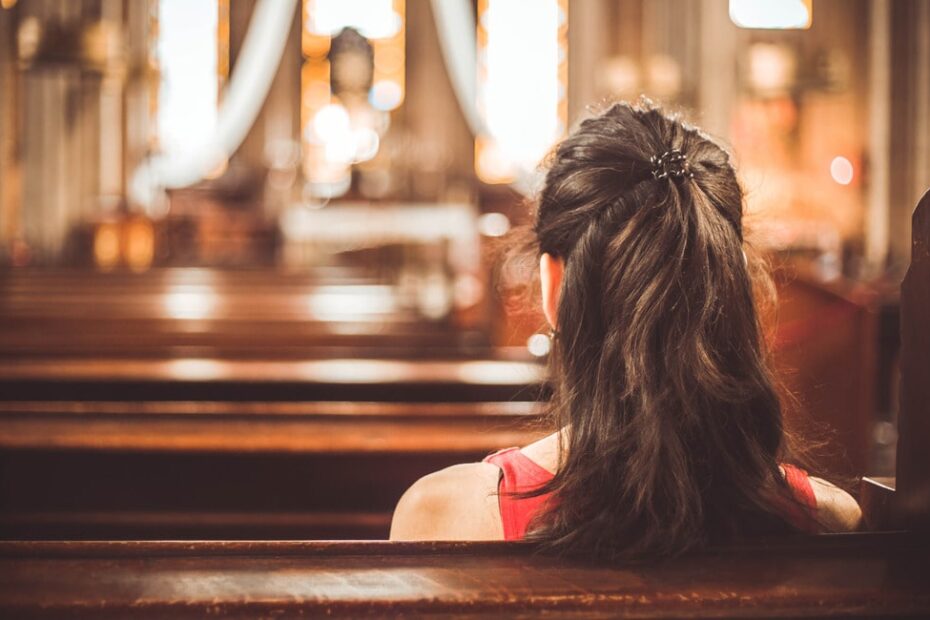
[650,149,694,180]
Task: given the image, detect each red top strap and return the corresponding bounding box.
[482,447,555,540]
[483,447,819,541]
[778,463,820,533]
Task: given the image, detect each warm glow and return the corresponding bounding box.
[93,223,121,271]
[456,361,546,385]
[156,0,221,155]
[477,212,510,237]
[307,104,382,165]
[369,80,403,111]
[296,359,409,383]
[164,288,217,320]
[304,285,398,320]
[311,104,352,143]
[369,1,406,111]
[748,44,796,94]
[729,0,812,30]
[830,156,854,186]
[166,359,225,380]
[527,333,552,358]
[305,0,400,39]
[123,217,155,272]
[352,127,380,161]
[476,0,567,184]
[300,0,405,196]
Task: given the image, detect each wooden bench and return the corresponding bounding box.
[0,275,548,539]
[0,357,547,402]
[0,257,903,540]
[0,399,547,539]
[0,400,545,454]
[0,268,491,359]
[0,196,924,617]
[896,188,930,530]
[773,269,896,475]
[1,266,893,475]
[0,534,927,618]
[0,261,545,538]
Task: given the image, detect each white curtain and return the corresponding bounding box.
[131,0,299,209]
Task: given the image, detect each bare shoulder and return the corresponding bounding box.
[808,476,863,532]
[389,462,504,541]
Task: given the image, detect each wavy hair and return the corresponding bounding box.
[514,100,811,560]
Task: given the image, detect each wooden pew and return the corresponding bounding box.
[0,535,928,618]
[772,268,896,476]
[0,268,491,359]
[0,204,925,619]
[858,189,930,531]
[0,270,548,539]
[896,188,930,530]
[0,400,545,454]
[0,272,896,537]
[1,201,925,617]
[1,265,892,479]
[0,357,547,402]
[0,399,547,540]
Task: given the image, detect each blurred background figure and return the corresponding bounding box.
[0,0,927,540]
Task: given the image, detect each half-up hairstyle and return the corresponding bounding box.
[523,100,806,560]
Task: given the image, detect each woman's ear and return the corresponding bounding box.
[540,253,564,329]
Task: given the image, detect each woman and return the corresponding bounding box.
[390,101,861,559]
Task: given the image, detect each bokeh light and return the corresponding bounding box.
[830,156,854,186]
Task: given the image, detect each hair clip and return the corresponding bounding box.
[650,149,694,180]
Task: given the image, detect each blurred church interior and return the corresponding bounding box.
[0,0,928,542]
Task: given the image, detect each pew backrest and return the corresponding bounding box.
[0,535,928,618]
[897,188,930,530]
[0,357,547,402]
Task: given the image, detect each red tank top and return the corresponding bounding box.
[482,447,819,540]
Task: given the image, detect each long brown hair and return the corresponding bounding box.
[516,100,809,560]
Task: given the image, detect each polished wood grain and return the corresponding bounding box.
[0,534,928,618]
[0,400,545,453]
[0,269,490,358]
[0,264,895,476]
[0,358,544,384]
[0,357,547,401]
[0,399,547,540]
